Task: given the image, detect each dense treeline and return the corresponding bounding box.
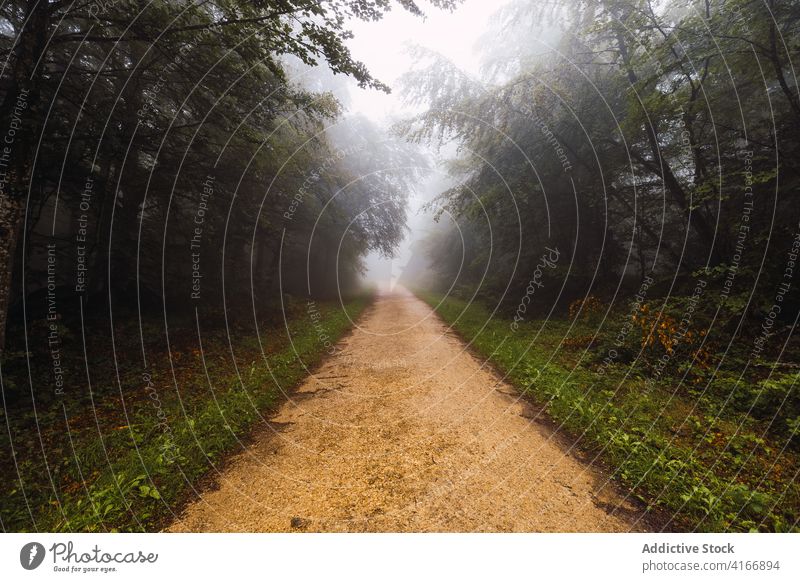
[403,0,800,322]
[0,0,450,353]
[401,0,800,530]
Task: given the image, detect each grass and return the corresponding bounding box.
[419,291,799,532]
[0,295,370,532]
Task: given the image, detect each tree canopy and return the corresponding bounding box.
[0,0,457,349]
[401,0,799,315]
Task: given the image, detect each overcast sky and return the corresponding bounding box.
[345,0,508,121]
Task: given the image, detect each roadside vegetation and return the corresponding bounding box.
[420,292,799,532]
[0,297,369,532]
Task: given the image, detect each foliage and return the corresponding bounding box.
[0,297,370,531]
[569,295,604,322]
[401,0,800,310]
[0,0,460,348]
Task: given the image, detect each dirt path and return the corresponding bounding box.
[168,289,649,532]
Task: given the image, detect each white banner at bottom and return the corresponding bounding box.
[1,533,797,581]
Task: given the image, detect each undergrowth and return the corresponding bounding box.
[0,296,369,532]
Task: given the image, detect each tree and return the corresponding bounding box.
[401,0,799,309]
[0,0,461,351]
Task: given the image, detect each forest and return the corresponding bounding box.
[0,0,798,535]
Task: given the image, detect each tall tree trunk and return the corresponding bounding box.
[767,0,800,122]
[109,68,147,297]
[0,198,25,350]
[614,29,720,265]
[0,1,50,353]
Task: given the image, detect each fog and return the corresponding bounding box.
[343,0,514,289]
[3,0,797,537]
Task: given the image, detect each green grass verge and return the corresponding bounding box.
[1,296,369,532]
[419,291,799,532]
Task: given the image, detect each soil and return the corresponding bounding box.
[167,289,650,532]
